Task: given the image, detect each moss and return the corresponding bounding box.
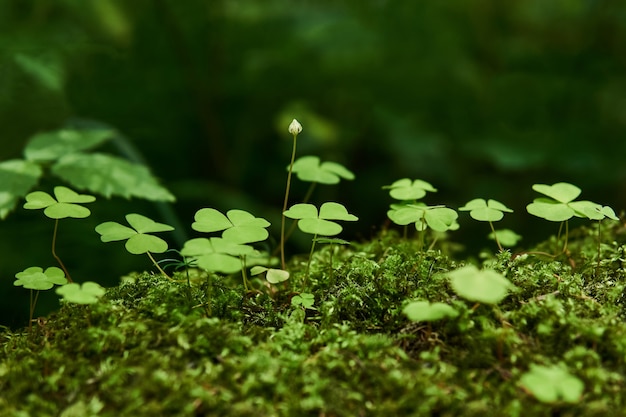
[3,224,626,415]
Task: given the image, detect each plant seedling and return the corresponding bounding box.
[56,282,106,304]
[13,266,67,331]
[526,182,600,255]
[250,266,290,284]
[95,213,174,279]
[459,198,513,251]
[383,178,437,201]
[291,155,355,201]
[403,301,458,322]
[291,293,316,310]
[447,265,515,305]
[23,186,96,282]
[581,204,619,274]
[519,364,584,404]
[283,202,358,285]
[280,119,303,270]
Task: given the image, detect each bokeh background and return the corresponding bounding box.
[2,0,626,328]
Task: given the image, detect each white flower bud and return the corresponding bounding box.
[288,119,302,136]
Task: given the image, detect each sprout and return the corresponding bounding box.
[447,265,515,305]
[403,301,458,322]
[519,364,584,404]
[56,282,106,304]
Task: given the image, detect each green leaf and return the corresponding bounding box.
[488,229,522,247]
[526,199,576,222]
[14,52,64,92]
[387,204,457,232]
[292,293,316,309]
[403,301,459,322]
[251,266,290,284]
[24,128,114,161]
[383,178,437,200]
[126,233,169,254]
[291,155,355,184]
[95,214,174,254]
[14,266,67,290]
[459,198,513,222]
[24,186,95,219]
[56,282,106,304]
[283,203,319,219]
[284,202,358,236]
[519,364,584,404]
[0,159,43,219]
[581,204,619,221]
[424,207,458,232]
[532,183,581,203]
[52,153,175,202]
[126,213,174,234]
[181,237,253,273]
[448,265,515,304]
[192,208,270,244]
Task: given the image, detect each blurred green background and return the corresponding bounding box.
[2,0,626,328]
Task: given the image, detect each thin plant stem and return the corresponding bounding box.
[489,221,503,252]
[52,219,72,282]
[304,234,318,287]
[240,256,249,291]
[146,251,171,279]
[596,220,601,276]
[280,133,298,270]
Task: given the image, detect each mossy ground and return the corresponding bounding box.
[2,221,626,416]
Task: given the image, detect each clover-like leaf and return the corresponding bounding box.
[383,178,437,201]
[95,213,174,254]
[519,364,584,404]
[56,282,106,304]
[532,183,581,203]
[582,204,619,221]
[448,265,515,304]
[192,208,270,244]
[488,229,522,247]
[181,237,254,274]
[387,204,458,232]
[283,202,358,236]
[292,293,316,309]
[403,301,459,322]
[24,186,96,219]
[14,266,67,290]
[291,156,355,184]
[250,266,290,284]
[0,159,43,219]
[459,198,513,222]
[526,183,593,222]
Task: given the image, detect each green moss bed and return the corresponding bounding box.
[3,222,626,416]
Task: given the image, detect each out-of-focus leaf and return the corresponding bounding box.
[52,153,175,202]
[24,128,114,161]
[0,159,42,219]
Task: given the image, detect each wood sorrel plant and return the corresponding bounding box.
[13,266,67,332]
[283,202,358,285]
[95,213,174,279]
[459,198,514,251]
[23,186,96,282]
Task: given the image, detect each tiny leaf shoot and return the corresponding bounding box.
[459,198,513,251]
[192,208,270,244]
[95,213,174,278]
[292,293,316,310]
[56,282,106,304]
[488,229,522,248]
[447,265,515,305]
[14,266,67,332]
[403,301,459,322]
[250,266,290,284]
[24,186,96,281]
[519,364,584,404]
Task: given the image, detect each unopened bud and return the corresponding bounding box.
[288,119,302,136]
